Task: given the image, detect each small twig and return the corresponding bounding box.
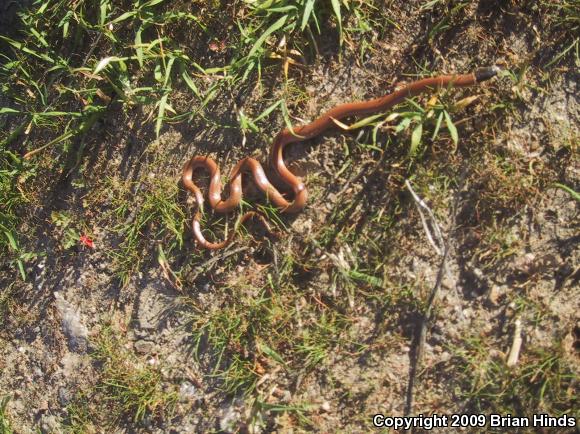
[404,239,451,417]
[404,175,465,418]
[405,179,444,255]
[506,318,523,367]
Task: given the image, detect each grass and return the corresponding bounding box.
[452,337,578,419]
[104,173,186,287]
[0,396,13,434]
[0,148,30,279]
[63,324,178,430]
[0,0,578,431]
[92,326,178,423]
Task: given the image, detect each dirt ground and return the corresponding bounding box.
[0,1,578,433]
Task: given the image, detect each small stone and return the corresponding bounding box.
[40,414,59,433]
[58,387,72,406]
[134,340,154,354]
[320,401,331,412]
[179,381,197,402]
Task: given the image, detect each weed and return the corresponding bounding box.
[101,173,185,286]
[0,148,31,278]
[452,338,579,417]
[92,325,178,424]
[0,396,13,434]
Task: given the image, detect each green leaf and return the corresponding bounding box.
[410,123,423,156]
[4,231,18,251]
[94,56,120,74]
[444,110,458,147]
[100,0,109,26]
[164,56,175,87]
[135,25,144,68]
[281,101,304,139]
[258,341,288,368]
[248,15,287,58]
[17,259,26,280]
[155,93,169,138]
[181,70,201,98]
[154,63,163,82]
[143,0,167,7]
[330,0,342,44]
[253,99,282,123]
[395,117,412,133]
[329,112,386,130]
[431,111,444,141]
[110,11,136,24]
[59,11,73,38]
[0,108,20,114]
[301,0,316,31]
[29,28,48,47]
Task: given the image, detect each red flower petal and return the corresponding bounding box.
[79,235,95,249]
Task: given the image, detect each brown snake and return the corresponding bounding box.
[182,67,500,249]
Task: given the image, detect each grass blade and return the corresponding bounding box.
[248,15,288,58]
[410,122,423,156]
[155,93,169,138]
[443,110,458,148]
[301,0,316,31]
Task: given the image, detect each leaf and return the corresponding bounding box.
[155,93,169,138]
[17,259,26,280]
[443,110,458,148]
[330,112,386,130]
[410,123,423,157]
[0,107,20,114]
[258,341,288,368]
[164,56,175,87]
[281,101,304,139]
[94,56,119,74]
[100,0,109,26]
[154,63,163,82]
[181,70,201,98]
[301,0,316,31]
[4,231,18,251]
[395,117,412,133]
[59,11,73,38]
[253,99,282,123]
[135,25,144,68]
[452,95,479,112]
[248,15,287,58]
[143,0,167,7]
[431,111,444,141]
[110,11,136,24]
[330,0,342,44]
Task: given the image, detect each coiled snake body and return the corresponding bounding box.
[183,67,499,250]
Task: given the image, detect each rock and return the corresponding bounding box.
[58,387,72,406]
[54,292,89,352]
[134,339,155,354]
[179,381,197,402]
[40,414,60,433]
[219,400,243,433]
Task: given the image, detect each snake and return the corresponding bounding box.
[182,66,500,250]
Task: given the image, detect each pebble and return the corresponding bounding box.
[134,339,155,354]
[58,387,72,406]
[179,381,197,402]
